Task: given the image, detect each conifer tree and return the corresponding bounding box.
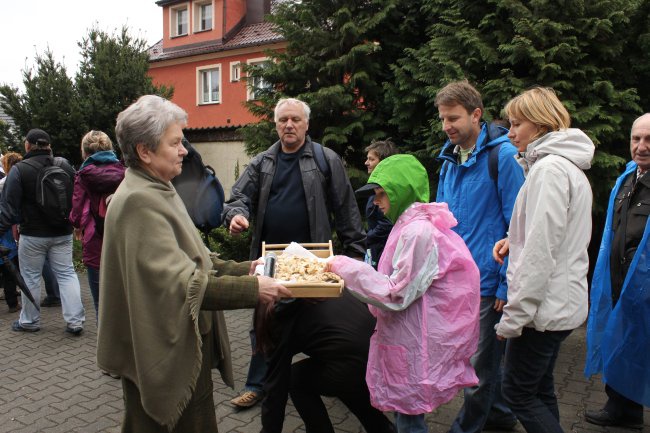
[76,26,173,145]
[242,0,427,162]
[386,0,641,212]
[0,50,84,162]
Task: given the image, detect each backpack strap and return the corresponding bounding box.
[311,141,331,181]
[311,141,333,214]
[487,142,501,183]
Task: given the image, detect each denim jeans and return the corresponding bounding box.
[18,235,85,329]
[394,413,427,433]
[502,327,571,433]
[42,258,60,299]
[449,297,515,433]
[244,327,267,393]
[87,266,100,317]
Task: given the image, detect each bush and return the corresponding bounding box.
[206,226,252,261]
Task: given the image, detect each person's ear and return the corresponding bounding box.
[472,108,482,124]
[136,143,151,164]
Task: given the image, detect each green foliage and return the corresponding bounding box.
[0,120,15,152]
[206,227,252,261]
[0,50,85,162]
[385,0,641,214]
[76,26,173,148]
[618,0,650,112]
[0,26,172,166]
[241,0,428,160]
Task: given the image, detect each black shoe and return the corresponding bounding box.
[65,324,83,336]
[585,409,643,429]
[41,297,61,307]
[11,320,40,332]
[483,418,518,431]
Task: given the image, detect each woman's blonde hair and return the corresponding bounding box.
[504,87,571,139]
[1,152,22,174]
[81,130,113,158]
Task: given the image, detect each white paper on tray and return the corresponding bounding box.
[254,242,327,277]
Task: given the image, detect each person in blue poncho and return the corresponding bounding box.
[584,113,650,429]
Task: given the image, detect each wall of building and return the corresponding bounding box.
[148,43,283,129]
[162,0,231,49]
[225,0,246,35]
[193,140,250,198]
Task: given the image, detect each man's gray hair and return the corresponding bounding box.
[116,95,187,167]
[274,98,311,122]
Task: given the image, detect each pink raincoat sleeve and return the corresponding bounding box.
[330,223,438,311]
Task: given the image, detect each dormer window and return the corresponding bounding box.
[194,1,213,32]
[171,4,189,37]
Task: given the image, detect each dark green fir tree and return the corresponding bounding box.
[241,0,428,166]
[0,49,84,162]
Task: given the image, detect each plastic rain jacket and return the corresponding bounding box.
[330,154,480,414]
[496,129,594,338]
[585,161,650,406]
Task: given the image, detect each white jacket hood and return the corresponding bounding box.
[518,128,595,174]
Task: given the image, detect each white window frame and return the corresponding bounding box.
[197,64,222,105]
[246,57,271,101]
[170,3,190,37]
[230,61,241,82]
[193,0,213,32]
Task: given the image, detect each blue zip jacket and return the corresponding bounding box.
[585,161,650,406]
[365,196,393,269]
[436,122,525,300]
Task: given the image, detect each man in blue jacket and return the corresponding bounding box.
[584,113,650,429]
[435,81,525,433]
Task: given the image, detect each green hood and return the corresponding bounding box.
[368,154,430,223]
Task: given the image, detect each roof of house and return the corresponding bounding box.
[148,21,284,62]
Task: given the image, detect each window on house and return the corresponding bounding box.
[194,1,212,32]
[247,59,272,100]
[172,5,189,37]
[230,62,241,82]
[198,66,221,104]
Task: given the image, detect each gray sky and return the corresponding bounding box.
[1,0,162,90]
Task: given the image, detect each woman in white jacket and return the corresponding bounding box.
[493,87,594,433]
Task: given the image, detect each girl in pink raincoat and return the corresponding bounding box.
[328,154,480,433]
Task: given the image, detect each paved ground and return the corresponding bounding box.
[0,275,648,433]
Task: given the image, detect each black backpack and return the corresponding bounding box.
[23,157,73,226]
[172,138,225,239]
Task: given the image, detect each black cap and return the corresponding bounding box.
[25,128,51,146]
[355,182,381,198]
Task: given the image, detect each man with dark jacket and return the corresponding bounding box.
[436,81,525,433]
[584,113,650,429]
[222,97,366,415]
[0,129,84,334]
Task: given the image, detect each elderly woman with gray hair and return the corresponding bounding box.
[97,95,290,432]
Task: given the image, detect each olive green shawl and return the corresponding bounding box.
[97,168,247,430]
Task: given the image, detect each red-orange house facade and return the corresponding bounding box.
[148,0,285,195]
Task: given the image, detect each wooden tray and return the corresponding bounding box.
[262,241,343,298]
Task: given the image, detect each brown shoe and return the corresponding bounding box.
[230,391,263,408]
[8,304,21,313]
